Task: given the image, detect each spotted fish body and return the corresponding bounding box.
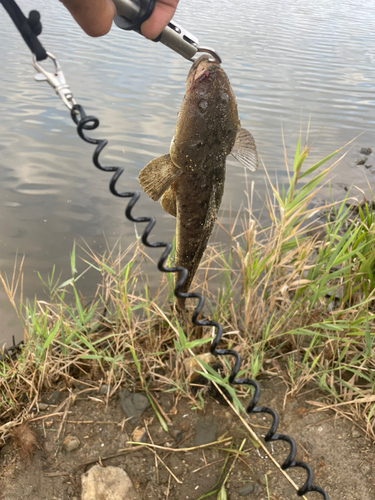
[139,56,258,310]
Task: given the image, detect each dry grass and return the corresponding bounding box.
[1,133,375,449]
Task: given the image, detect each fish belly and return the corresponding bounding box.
[175,160,225,299]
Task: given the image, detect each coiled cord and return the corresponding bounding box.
[71,104,329,500]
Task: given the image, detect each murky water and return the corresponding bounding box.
[1,0,374,346]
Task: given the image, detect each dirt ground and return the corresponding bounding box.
[1,377,374,500]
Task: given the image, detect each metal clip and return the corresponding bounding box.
[113,0,222,64]
[196,46,222,65]
[156,21,222,64]
[32,52,76,111]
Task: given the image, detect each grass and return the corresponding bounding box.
[1,131,375,456]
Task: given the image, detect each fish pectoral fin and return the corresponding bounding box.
[160,186,177,217]
[231,128,259,172]
[138,154,181,201]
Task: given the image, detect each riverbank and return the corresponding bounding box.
[1,138,375,498]
[1,380,374,500]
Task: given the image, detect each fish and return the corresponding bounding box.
[138,55,259,311]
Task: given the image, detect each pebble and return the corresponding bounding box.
[38,402,49,411]
[253,484,262,496]
[355,157,367,165]
[120,390,150,425]
[99,384,110,395]
[352,429,361,438]
[256,472,267,486]
[81,465,141,500]
[45,419,53,429]
[237,483,255,496]
[193,419,218,446]
[237,483,262,497]
[64,435,80,452]
[45,391,62,405]
[360,147,372,155]
[117,432,130,449]
[132,426,148,443]
[184,352,219,384]
[170,429,183,442]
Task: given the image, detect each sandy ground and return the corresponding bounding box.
[1,377,374,500]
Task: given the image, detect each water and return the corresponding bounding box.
[1,0,374,346]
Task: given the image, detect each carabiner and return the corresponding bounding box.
[32,52,76,111]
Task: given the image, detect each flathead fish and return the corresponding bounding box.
[139,55,259,310]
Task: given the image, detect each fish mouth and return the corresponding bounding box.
[186,54,220,89]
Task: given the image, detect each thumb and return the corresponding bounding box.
[59,0,116,37]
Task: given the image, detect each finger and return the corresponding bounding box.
[141,0,179,40]
[59,0,116,37]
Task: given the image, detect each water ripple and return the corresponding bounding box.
[0,0,374,344]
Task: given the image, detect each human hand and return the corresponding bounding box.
[59,0,179,39]
[141,0,179,39]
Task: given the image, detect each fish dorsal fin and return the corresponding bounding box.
[231,128,259,172]
[138,154,181,201]
[160,186,177,217]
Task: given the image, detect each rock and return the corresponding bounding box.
[193,419,218,446]
[38,402,49,411]
[360,147,372,155]
[117,432,130,449]
[253,484,263,497]
[352,429,361,438]
[120,390,150,425]
[237,483,255,496]
[170,429,183,442]
[132,426,148,443]
[184,352,221,385]
[99,384,110,395]
[355,157,368,165]
[45,391,62,405]
[256,472,267,486]
[81,465,141,500]
[64,435,80,452]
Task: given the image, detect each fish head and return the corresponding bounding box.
[186,54,220,90]
[171,55,239,169]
